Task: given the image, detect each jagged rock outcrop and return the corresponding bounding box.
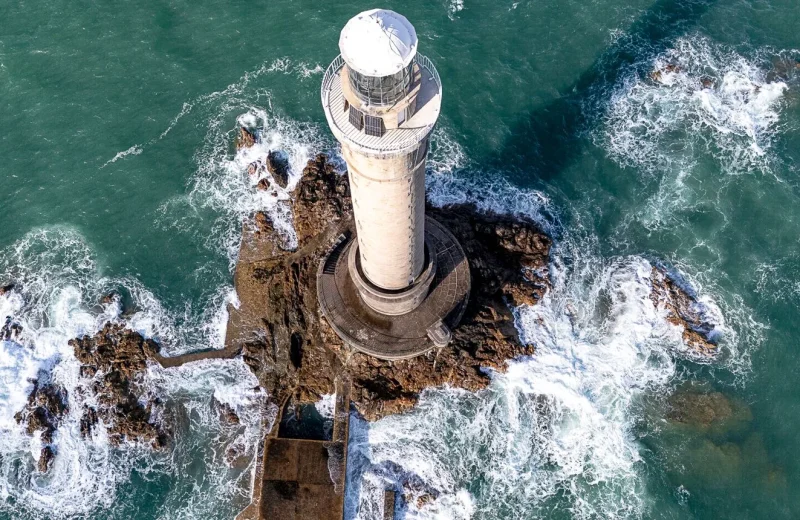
[14,381,68,472]
[14,381,68,444]
[236,127,256,149]
[267,151,290,189]
[213,398,241,426]
[229,154,552,420]
[650,267,718,355]
[38,445,55,473]
[69,323,169,448]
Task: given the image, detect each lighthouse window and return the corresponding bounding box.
[348,63,413,106]
[348,105,364,130]
[364,115,385,137]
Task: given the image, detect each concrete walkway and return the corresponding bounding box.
[236,376,352,520]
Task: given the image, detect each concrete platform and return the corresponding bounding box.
[260,439,343,520]
[317,217,470,360]
[236,377,351,520]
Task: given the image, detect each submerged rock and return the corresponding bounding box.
[649,266,718,355]
[230,154,552,421]
[668,390,734,427]
[0,283,15,296]
[666,386,752,434]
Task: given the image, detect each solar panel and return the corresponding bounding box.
[364,115,385,137]
[349,106,363,130]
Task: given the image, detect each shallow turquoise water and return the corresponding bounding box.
[1,0,799,518]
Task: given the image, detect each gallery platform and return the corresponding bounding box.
[317,217,471,360]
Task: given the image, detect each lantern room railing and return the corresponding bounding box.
[321,53,442,154]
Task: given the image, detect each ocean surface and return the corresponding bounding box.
[1,0,799,518]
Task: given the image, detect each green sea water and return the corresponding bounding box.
[1,0,799,518]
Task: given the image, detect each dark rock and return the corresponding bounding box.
[69,323,169,447]
[267,151,290,189]
[229,154,552,421]
[649,267,718,355]
[214,398,241,426]
[80,406,99,438]
[236,127,256,150]
[1,317,23,341]
[38,446,55,473]
[0,284,15,296]
[256,178,271,191]
[14,382,68,445]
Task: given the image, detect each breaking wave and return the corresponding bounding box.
[0,227,267,519]
[345,130,761,519]
[596,36,791,176]
[159,102,333,268]
[345,243,752,519]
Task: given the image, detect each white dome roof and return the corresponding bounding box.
[339,9,418,77]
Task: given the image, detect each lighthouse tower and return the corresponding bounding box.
[318,9,470,359]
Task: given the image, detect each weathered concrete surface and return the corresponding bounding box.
[317,218,471,360]
[341,143,428,291]
[237,376,351,520]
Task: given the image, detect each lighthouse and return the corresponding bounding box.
[318,9,470,359]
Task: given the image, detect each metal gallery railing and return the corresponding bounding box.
[321,53,442,154]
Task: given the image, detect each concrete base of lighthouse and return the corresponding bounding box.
[317,217,471,360]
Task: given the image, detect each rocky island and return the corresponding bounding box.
[10,147,720,485]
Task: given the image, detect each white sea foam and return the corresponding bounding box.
[145,358,274,520]
[345,245,753,519]
[0,227,269,518]
[426,129,560,235]
[447,0,465,18]
[315,393,336,419]
[157,96,334,268]
[101,144,143,168]
[597,37,789,176]
[345,128,760,517]
[100,56,324,169]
